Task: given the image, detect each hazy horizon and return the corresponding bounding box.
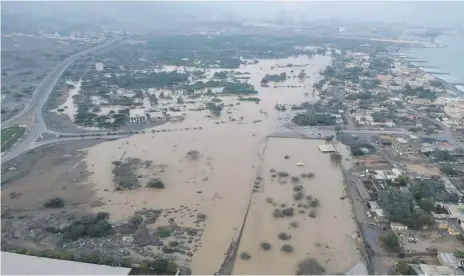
[2,1,464,33]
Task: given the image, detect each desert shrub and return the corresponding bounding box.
[290,221,299,228]
[293,185,303,192]
[294,192,304,201]
[309,210,317,218]
[266,197,274,204]
[291,176,300,183]
[62,214,113,240]
[273,209,284,218]
[277,171,289,177]
[147,178,165,189]
[261,242,272,251]
[306,195,313,200]
[281,244,294,253]
[97,212,110,220]
[310,198,320,207]
[197,213,207,220]
[186,150,200,160]
[43,197,65,208]
[162,246,175,253]
[296,258,326,275]
[307,172,315,178]
[278,232,292,240]
[111,160,122,166]
[282,208,294,217]
[240,252,251,260]
[169,241,179,247]
[270,168,276,173]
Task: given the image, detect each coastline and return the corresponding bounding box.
[396,33,464,95]
[395,54,464,96]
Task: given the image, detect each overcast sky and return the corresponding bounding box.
[2,1,464,31]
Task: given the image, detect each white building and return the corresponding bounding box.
[129,108,146,123]
[147,111,166,122]
[95,62,104,71]
[390,222,408,231]
[169,111,185,122]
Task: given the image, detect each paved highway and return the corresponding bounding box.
[2,41,118,163]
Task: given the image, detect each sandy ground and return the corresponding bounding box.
[1,140,100,212]
[401,229,464,253]
[405,163,440,176]
[233,138,361,274]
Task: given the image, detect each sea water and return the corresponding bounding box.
[403,34,464,93]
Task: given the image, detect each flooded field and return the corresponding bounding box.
[79,55,334,273]
[4,54,342,273]
[48,55,329,130]
[233,138,361,275]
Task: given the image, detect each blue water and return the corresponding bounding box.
[402,34,464,93]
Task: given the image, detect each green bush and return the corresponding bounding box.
[281,244,294,253]
[277,171,289,177]
[240,252,251,260]
[62,213,113,240]
[157,228,171,238]
[310,198,320,207]
[261,242,272,251]
[309,210,317,218]
[278,232,292,240]
[380,231,400,252]
[294,192,304,201]
[282,208,294,217]
[296,258,326,275]
[293,185,303,192]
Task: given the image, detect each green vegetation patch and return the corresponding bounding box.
[1,126,25,152]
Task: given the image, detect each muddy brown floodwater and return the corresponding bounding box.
[233,138,361,274]
[77,55,362,274]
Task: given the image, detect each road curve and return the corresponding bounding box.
[1,41,117,163]
[3,42,114,126]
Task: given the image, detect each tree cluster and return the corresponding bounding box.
[261,73,287,84]
[292,113,336,126]
[61,212,113,240]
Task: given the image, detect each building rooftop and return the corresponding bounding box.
[317,144,336,153]
[414,264,455,275]
[396,137,408,143]
[1,252,131,275]
[390,222,407,228]
[129,108,146,118]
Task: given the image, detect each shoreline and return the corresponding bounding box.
[396,33,464,95]
[395,54,464,96]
